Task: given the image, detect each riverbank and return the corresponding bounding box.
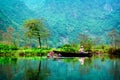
[0,44,120,57]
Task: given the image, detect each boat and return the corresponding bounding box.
[53,51,92,57]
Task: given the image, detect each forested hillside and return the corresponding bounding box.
[22,0,120,46]
[0,0,120,47]
[0,10,16,30]
[0,0,35,30]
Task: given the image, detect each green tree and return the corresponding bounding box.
[2,26,14,45]
[23,19,50,48]
[42,32,50,48]
[0,30,4,41]
[108,29,120,49]
[78,33,93,51]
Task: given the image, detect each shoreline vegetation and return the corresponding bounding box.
[0,43,120,57]
[0,19,120,58]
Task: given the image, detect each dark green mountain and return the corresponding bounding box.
[0,0,35,30]
[22,0,120,46]
[0,0,120,47]
[0,10,16,30]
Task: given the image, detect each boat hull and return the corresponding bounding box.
[53,51,92,57]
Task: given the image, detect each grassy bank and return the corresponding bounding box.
[0,44,120,57]
[0,44,53,57]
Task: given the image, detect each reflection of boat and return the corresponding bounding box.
[53,51,92,57]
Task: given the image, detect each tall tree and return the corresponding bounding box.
[0,30,4,41]
[42,31,50,48]
[108,29,120,49]
[23,19,50,48]
[2,26,14,45]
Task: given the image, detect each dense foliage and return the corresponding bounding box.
[23,19,50,48]
[59,44,78,52]
[0,44,18,53]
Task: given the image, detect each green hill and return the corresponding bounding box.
[0,0,120,47]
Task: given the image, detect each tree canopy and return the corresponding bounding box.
[78,33,93,51]
[23,19,50,48]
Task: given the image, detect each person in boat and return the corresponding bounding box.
[79,46,84,54]
[47,51,54,58]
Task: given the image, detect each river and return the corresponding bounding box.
[0,55,120,80]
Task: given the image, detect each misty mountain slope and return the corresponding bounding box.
[22,0,120,45]
[0,0,120,46]
[0,10,17,30]
[0,0,35,30]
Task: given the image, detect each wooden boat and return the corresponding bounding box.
[53,51,92,57]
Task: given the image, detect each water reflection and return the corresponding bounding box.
[78,57,85,65]
[0,56,120,80]
[0,57,17,80]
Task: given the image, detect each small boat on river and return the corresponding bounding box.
[53,51,92,57]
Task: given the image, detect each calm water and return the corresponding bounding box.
[0,55,120,80]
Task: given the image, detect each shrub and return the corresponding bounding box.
[60,44,77,52]
[108,48,120,56]
[0,44,18,52]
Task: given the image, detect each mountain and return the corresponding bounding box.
[0,0,120,47]
[0,0,35,30]
[22,0,120,46]
[0,10,16,30]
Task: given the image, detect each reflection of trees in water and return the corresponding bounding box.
[0,57,18,80]
[60,58,93,79]
[23,59,51,80]
[92,56,103,70]
[63,58,78,64]
[0,57,119,80]
[0,58,51,80]
[109,59,120,80]
[84,58,92,66]
[106,55,120,79]
[0,64,14,80]
[63,58,80,75]
[60,57,93,77]
[0,57,17,64]
[91,55,110,70]
[78,57,92,75]
[88,56,120,80]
